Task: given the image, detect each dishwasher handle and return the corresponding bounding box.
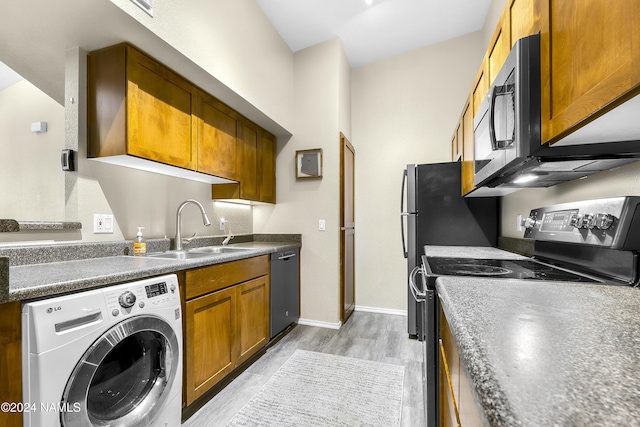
[277,253,297,261]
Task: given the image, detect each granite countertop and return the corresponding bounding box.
[5,241,300,303]
[436,277,640,426]
[423,245,527,260]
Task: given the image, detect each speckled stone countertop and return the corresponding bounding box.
[436,277,640,426]
[2,238,300,304]
[0,219,82,232]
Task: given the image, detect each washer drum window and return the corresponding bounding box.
[60,315,179,427]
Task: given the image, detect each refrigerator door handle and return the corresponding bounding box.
[401,169,409,259]
[409,266,426,302]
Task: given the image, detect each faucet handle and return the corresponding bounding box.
[182,232,198,243]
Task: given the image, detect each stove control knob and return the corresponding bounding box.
[521,217,536,229]
[581,213,596,229]
[118,291,137,309]
[570,214,583,228]
[594,213,615,230]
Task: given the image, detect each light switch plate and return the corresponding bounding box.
[319,219,326,231]
[94,214,114,234]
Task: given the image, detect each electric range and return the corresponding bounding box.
[415,197,640,427]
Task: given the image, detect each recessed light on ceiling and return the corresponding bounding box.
[365,0,373,5]
[130,0,153,17]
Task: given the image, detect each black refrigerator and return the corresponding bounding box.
[401,162,498,339]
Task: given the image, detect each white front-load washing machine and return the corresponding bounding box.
[22,274,183,427]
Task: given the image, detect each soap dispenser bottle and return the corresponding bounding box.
[134,227,147,256]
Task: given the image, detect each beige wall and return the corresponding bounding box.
[351,32,485,312]
[0,80,65,220]
[253,38,349,326]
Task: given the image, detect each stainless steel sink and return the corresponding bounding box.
[190,246,251,254]
[146,251,214,260]
[146,246,251,260]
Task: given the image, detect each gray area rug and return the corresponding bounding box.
[226,349,405,427]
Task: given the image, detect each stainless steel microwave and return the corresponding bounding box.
[473,34,541,187]
[472,34,640,189]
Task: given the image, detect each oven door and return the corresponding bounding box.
[421,256,439,427]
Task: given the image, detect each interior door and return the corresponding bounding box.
[340,133,355,324]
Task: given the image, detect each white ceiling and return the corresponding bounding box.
[256,0,493,67]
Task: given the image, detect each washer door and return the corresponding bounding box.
[61,315,180,427]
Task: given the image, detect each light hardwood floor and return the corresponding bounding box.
[183,311,425,427]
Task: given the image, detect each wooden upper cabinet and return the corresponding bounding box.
[211,121,277,203]
[196,92,241,181]
[239,121,260,200]
[508,0,538,46]
[486,13,510,87]
[471,66,488,118]
[88,44,197,169]
[451,126,460,162]
[540,0,640,144]
[461,98,475,196]
[258,130,277,203]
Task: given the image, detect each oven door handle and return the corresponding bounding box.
[409,265,426,302]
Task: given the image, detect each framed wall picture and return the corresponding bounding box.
[296,148,323,179]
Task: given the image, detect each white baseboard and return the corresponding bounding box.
[297,318,342,330]
[354,305,407,316]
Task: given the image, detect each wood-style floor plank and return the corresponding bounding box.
[183,311,425,426]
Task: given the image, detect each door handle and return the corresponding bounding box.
[340,226,355,231]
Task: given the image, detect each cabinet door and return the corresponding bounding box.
[184,287,236,405]
[259,131,277,203]
[461,99,475,196]
[196,92,241,180]
[126,47,196,169]
[236,275,270,366]
[239,121,260,200]
[540,0,640,144]
[439,339,461,427]
[486,14,510,87]
[507,0,538,46]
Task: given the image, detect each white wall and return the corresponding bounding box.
[253,38,349,325]
[0,80,65,220]
[351,32,485,311]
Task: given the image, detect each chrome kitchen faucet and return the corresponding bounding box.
[175,199,211,251]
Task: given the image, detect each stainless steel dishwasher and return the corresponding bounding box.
[270,248,299,338]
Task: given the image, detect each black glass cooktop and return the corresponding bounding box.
[424,257,599,283]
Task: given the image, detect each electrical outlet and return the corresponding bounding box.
[94,214,114,234]
[219,218,226,231]
[319,219,326,231]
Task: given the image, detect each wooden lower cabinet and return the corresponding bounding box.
[440,308,482,427]
[237,276,270,365]
[183,256,270,406]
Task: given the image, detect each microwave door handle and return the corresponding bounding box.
[489,85,499,150]
[490,85,515,150]
[401,169,409,259]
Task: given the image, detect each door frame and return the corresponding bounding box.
[340,132,355,323]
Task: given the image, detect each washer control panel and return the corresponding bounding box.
[104,274,180,317]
